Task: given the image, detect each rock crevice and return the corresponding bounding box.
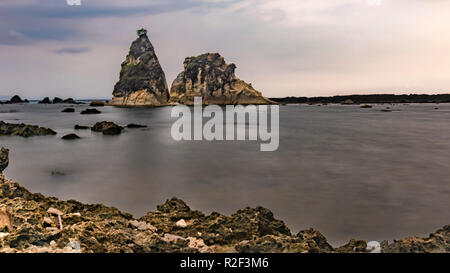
[170,53,273,105]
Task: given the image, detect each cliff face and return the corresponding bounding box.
[111,29,169,106]
[170,53,274,105]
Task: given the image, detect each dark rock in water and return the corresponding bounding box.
[0,121,56,137]
[61,133,80,140]
[381,109,392,112]
[51,171,67,176]
[127,123,147,128]
[89,101,105,107]
[52,97,82,104]
[61,108,75,113]
[74,125,89,130]
[80,108,101,115]
[170,53,273,105]
[52,97,63,104]
[63,98,80,104]
[341,99,355,105]
[38,97,51,104]
[8,95,28,104]
[0,147,8,172]
[111,28,169,106]
[91,121,124,135]
[360,104,373,108]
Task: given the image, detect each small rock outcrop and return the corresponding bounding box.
[91,121,124,135]
[80,109,101,115]
[74,125,89,130]
[127,123,147,129]
[61,108,75,113]
[170,53,273,105]
[38,97,51,104]
[0,121,56,137]
[89,101,105,107]
[61,134,80,140]
[110,28,169,106]
[7,95,28,104]
[0,148,8,173]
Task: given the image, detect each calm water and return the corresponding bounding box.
[1,102,450,245]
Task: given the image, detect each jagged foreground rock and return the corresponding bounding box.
[110,29,170,106]
[1,169,450,253]
[170,53,274,105]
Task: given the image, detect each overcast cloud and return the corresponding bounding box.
[1,0,450,99]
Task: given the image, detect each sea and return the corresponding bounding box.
[1,101,450,245]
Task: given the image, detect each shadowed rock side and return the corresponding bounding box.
[170,53,274,105]
[110,29,169,106]
[1,171,450,253]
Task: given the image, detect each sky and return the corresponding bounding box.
[1,0,450,99]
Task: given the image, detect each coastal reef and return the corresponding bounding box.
[0,121,56,137]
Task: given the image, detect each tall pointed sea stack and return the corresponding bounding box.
[111,28,169,106]
[170,53,274,105]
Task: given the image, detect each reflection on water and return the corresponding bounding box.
[1,103,450,245]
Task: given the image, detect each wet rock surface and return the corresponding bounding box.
[0,121,56,137]
[170,53,273,105]
[1,95,29,104]
[0,173,449,253]
[91,121,124,135]
[111,28,169,106]
[127,123,147,128]
[74,125,90,130]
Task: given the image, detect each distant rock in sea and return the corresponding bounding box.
[0,121,56,137]
[110,28,170,106]
[53,97,82,104]
[91,121,123,135]
[170,53,273,105]
[0,95,29,104]
[80,108,101,115]
[61,108,75,113]
[37,97,82,104]
[74,125,90,130]
[89,101,105,107]
[62,133,80,140]
[127,123,147,128]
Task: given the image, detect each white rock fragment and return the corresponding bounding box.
[366,241,381,253]
[0,232,10,239]
[47,207,63,216]
[130,220,157,232]
[175,219,187,228]
[50,240,57,248]
[43,217,53,225]
[187,237,210,253]
[47,208,64,230]
[162,233,187,243]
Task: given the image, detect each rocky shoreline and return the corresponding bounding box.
[0,149,449,253]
